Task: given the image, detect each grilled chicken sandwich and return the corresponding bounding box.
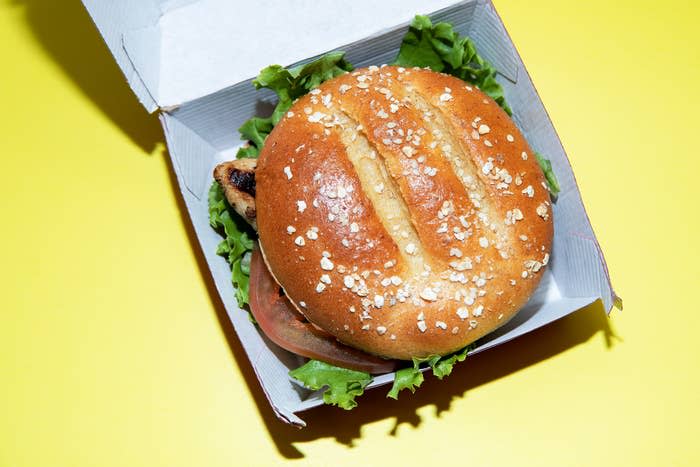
[214,65,552,369]
[208,15,558,408]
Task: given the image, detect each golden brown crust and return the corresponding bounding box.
[256,66,553,360]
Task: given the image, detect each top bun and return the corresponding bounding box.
[255,65,553,360]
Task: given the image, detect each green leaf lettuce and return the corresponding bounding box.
[208,182,255,306]
[393,15,512,115]
[387,345,474,399]
[535,152,561,196]
[289,360,372,410]
[386,360,428,400]
[236,52,353,158]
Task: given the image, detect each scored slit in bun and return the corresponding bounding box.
[255,65,553,361]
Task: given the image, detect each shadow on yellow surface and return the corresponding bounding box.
[9,0,162,153]
[287,306,613,456]
[13,0,619,459]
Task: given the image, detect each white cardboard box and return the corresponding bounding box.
[82,0,619,426]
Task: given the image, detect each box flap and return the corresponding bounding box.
[85,0,462,111]
[82,0,162,112]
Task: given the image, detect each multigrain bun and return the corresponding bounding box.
[255,65,553,360]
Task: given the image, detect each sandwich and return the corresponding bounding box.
[208,15,559,409]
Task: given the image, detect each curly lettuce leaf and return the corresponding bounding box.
[236,52,353,158]
[208,182,255,306]
[535,152,561,196]
[394,15,512,115]
[238,117,273,155]
[288,343,477,407]
[387,345,475,399]
[431,345,472,379]
[386,358,431,400]
[289,360,372,410]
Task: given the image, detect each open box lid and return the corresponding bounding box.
[82,0,464,112]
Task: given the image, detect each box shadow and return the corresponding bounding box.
[8,0,163,154]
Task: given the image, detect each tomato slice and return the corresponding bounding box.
[249,247,398,374]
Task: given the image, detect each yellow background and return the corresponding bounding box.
[1,0,698,465]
